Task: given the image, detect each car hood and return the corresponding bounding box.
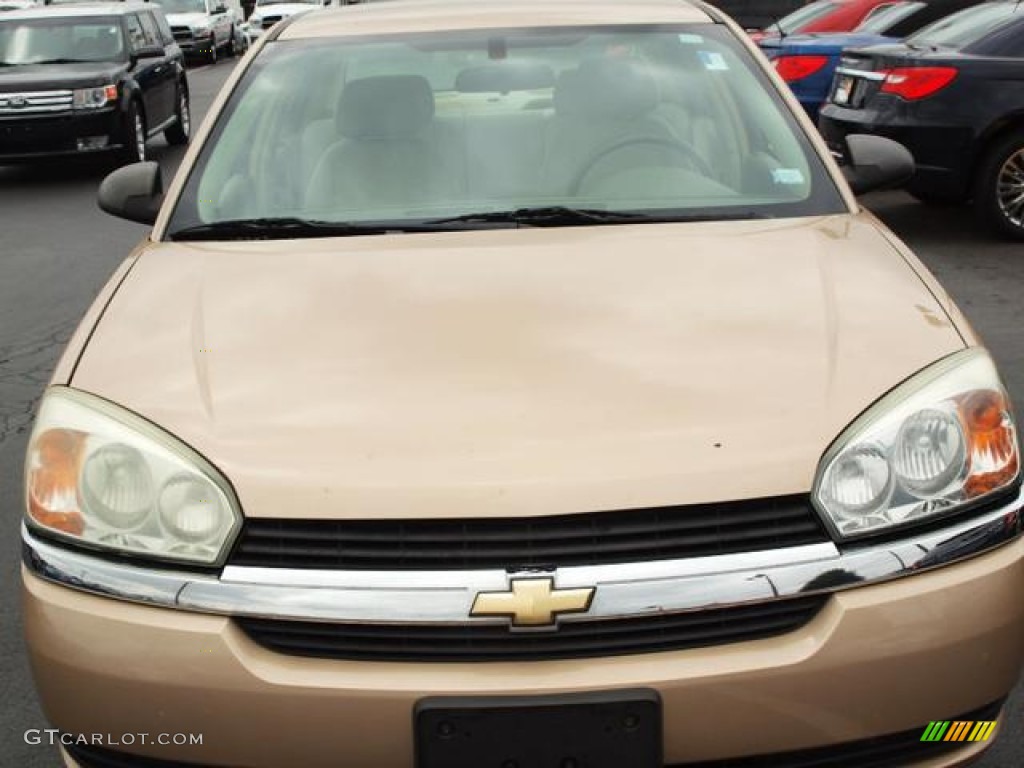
[0,62,125,91]
[165,12,212,26]
[70,214,964,520]
[760,32,896,55]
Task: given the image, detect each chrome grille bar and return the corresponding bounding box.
[0,90,73,115]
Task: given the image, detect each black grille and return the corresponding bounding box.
[235,596,826,662]
[170,26,192,41]
[261,15,281,28]
[229,495,829,570]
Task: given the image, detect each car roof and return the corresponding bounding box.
[278,0,716,41]
[0,2,152,20]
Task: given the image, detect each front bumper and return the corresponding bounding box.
[24,498,1024,767]
[0,108,125,162]
[172,31,217,58]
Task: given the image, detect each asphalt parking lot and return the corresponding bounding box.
[0,59,1021,767]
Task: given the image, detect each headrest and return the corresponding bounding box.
[455,61,556,93]
[337,75,434,140]
[554,59,658,120]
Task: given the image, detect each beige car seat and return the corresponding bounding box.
[541,58,697,197]
[305,75,447,216]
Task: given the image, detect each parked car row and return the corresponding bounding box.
[3,0,1022,241]
[760,0,982,119]
[754,0,1024,240]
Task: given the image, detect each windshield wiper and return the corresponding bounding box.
[170,208,771,241]
[169,217,416,241]
[425,206,771,228]
[422,206,658,228]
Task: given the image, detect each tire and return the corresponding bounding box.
[974,129,1024,241]
[164,85,191,146]
[206,34,218,65]
[227,26,238,57]
[117,100,146,165]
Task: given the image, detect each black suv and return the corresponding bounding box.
[0,2,190,164]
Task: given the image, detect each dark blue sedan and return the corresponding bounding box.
[819,0,1024,239]
[760,0,982,119]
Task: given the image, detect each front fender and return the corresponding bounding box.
[119,79,143,116]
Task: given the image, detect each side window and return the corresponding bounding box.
[999,30,1024,57]
[149,11,176,47]
[138,12,164,48]
[124,15,148,52]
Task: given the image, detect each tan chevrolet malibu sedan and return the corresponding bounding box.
[21,0,1024,766]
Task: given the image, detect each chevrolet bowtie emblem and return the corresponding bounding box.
[470,577,595,627]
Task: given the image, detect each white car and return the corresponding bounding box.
[155,0,244,63]
[0,0,38,11]
[243,0,330,42]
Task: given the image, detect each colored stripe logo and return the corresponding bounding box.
[921,721,997,742]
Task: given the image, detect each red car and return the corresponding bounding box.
[751,0,897,41]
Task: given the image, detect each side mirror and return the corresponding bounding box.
[98,161,164,225]
[133,44,165,59]
[841,134,914,195]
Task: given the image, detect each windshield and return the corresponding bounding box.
[152,0,208,14]
[907,1,1021,47]
[166,25,844,238]
[0,18,125,65]
[763,1,841,35]
[856,2,923,33]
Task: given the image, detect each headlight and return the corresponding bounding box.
[72,85,117,110]
[814,348,1019,539]
[191,23,213,35]
[25,387,242,566]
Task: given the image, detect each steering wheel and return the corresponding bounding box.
[569,136,715,196]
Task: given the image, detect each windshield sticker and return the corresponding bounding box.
[698,51,729,71]
[772,168,806,185]
[677,34,704,44]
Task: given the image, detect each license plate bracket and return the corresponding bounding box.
[415,689,662,768]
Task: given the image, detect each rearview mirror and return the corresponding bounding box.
[134,45,165,60]
[841,134,914,195]
[98,162,164,225]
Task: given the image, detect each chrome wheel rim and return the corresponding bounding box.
[134,112,145,161]
[180,92,190,137]
[997,146,1024,228]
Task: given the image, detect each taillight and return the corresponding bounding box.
[773,55,830,83]
[880,67,958,100]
